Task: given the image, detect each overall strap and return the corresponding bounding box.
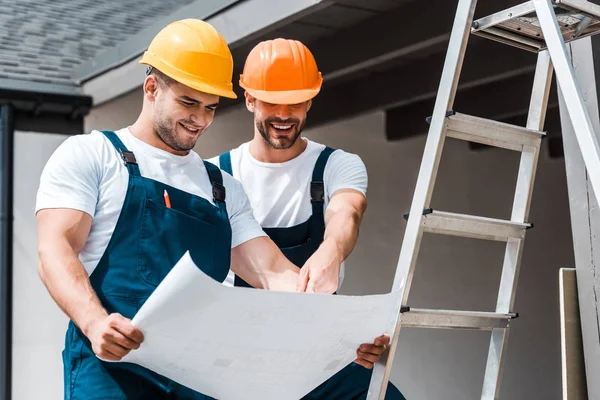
[310,146,336,216]
[204,161,227,210]
[309,146,336,244]
[218,151,233,176]
[101,130,141,177]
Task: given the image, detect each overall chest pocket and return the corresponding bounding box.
[137,198,220,287]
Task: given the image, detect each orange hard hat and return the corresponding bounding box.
[140,19,237,99]
[239,39,322,104]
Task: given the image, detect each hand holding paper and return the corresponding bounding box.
[122,252,401,400]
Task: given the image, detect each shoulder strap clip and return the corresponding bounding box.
[119,149,137,165]
[212,182,226,203]
[310,181,325,202]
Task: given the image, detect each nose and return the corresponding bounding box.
[274,105,293,120]
[189,111,210,127]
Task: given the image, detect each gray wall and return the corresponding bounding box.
[13,131,70,400]
[13,89,573,399]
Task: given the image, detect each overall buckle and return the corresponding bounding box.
[119,149,137,165]
[310,181,325,202]
[212,182,226,203]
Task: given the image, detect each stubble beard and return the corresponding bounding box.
[256,117,305,150]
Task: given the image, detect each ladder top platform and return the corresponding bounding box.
[472,0,600,52]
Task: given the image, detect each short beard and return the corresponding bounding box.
[257,117,305,150]
[153,110,195,152]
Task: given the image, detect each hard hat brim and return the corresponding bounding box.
[241,84,320,105]
[140,53,238,99]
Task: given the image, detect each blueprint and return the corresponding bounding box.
[121,252,401,400]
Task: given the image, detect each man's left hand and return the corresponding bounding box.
[296,241,341,294]
[354,334,390,369]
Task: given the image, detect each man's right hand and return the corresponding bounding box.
[85,313,144,361]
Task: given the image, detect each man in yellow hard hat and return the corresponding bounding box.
[209,39,406,399]
[35,20,390,399]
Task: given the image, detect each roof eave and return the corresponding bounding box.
[0,77,93,134]
[0,77,82,97]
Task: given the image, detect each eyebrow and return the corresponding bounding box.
[179,96,219,108]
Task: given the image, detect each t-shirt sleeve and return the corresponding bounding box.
[35,134,103,217]
[223,174,266,248]
[324,150,368,199]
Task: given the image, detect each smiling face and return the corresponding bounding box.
[245,92,311,150]
[145,70,219,155]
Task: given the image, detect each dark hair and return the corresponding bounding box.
[146,66,175,88]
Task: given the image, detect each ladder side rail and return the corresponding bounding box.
[558,36,600,400]
[534,0,600,199]
[366,0,480,398]
[481,50,554,400]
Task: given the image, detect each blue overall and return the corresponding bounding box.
[218,149,406,400]
[62,131,231,399]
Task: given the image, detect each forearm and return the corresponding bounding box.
[241,258,298,292]
[262,252,300,292]
[321,208,362,262]
[231,236,300,291]
[38,243,107,336]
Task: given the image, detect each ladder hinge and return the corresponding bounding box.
[403,208,433,221]
[426,110,455,125]
[400,306,410,313]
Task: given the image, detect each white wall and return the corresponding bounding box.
[13,89,572,399]
[12,132,70,400]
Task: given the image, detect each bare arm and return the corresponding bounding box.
[37,208,105,331]
[230,236,302,292]
[298,189,367,293]
[323,189,367,261]
[37,208,143,360]
[298,191,391,367]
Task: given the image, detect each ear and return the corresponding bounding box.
[306,99,313,112]
[143,75,160,102]
[244,91,256,113]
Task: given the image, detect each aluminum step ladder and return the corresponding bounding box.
[366,1,600,399]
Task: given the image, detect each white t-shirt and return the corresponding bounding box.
[208,138,368,287]
[35,128,266,276]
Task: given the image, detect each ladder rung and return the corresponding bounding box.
[401,308,517,330]
[421,211,531,241]
[472,2,536,35]
[445,112,545,151]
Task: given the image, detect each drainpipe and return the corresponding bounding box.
[0,103,14,400]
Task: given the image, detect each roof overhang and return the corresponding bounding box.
[79,0,333,106]
[0,78,81,97]
[0,77,92,134]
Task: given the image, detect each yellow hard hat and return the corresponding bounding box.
[140,19,237,99]
[239,39,322,104]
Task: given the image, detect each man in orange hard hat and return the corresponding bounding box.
[36,20,390,399]
[210,39,406,399]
